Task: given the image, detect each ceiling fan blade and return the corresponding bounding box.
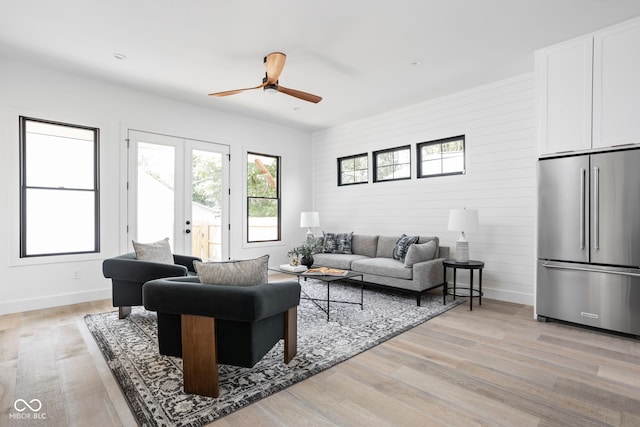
[208,83,265,97]
[277,85,323,103]
[264,52,286,84]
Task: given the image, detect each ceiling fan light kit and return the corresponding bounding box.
[209,52,322,103]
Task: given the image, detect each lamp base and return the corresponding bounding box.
[455,241,470,263]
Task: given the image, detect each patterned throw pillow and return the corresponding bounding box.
[132,237,174,264]
[403,240,437,267]
[194,255,269,286]
[322,232,353,254]
[392,234,419,261]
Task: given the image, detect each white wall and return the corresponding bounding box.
[0,56,313,315]
[312,74,536,305]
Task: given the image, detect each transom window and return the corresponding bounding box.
[246,152,281,242]
[338,153,368,186]
[373,145,411,182]
[19,116,100,257]
[417,135,465,178]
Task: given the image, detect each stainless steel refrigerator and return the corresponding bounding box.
[537,149,640,336]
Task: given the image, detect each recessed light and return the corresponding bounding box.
[113,53,127,60]
[411,59,422,66]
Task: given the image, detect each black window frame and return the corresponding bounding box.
[372,145,411,183]
[417,135,466,179]
[19,116,100,258]
[337,153,368,186]
[246,151,281,243]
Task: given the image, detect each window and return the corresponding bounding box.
[417,135,465,178]
[338,153,368,186]
[19,116,100,257]
[247,152,280,242]
[373,145,411,182]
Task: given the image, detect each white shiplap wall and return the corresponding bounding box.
[312,74,536,305]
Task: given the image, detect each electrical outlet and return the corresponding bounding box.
[72,270,81,280]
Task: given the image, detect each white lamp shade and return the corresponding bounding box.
[447,208,479,233]
[300,211,320,228]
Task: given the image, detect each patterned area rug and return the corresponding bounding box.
[85,280,461,426]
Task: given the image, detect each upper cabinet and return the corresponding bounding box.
[536,17,640,156]
[593,20,640,148]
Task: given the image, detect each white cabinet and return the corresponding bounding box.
[593,19,640,148]
[537,17,640,155]
[536,37,593,154]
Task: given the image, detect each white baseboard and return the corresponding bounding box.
[482,287,533,306]
[0,288,112,315]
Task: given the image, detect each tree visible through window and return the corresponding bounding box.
[338,153,368,186]
[373,145,411,182]
[19,116,100,257]
[417,135,465,178]
[247,152,280,242]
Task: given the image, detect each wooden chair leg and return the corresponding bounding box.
[181,314,219,397]
[284,306,297,364]
[118,306,131,319]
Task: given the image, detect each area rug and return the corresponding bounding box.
[85,280,461,426]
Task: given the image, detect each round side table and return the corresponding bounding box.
[442,259,485,311]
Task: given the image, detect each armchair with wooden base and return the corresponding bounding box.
[102,252,201,319]
[142,276,301,398]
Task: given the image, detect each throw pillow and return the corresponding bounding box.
[322,231,353,254]
[392,234,419,261]
[403,240,437,267]
[194,254,269,286]
[132,237,174,264]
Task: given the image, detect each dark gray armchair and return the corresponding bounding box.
[102,252,201,318]
[143,276,301,397]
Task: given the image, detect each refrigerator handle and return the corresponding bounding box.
[580,168,586,250]
[593,166,600,250]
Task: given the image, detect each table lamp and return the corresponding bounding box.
[447,208,479,262]
[300,211,320,240]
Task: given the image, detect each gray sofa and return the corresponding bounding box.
[312,234,448,306]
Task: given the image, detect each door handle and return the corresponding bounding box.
[593,166,599,250]
[579,168,585,250]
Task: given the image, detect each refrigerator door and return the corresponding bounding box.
[591,149,640,267]
[538,155,590,262]
[537,260,640,336]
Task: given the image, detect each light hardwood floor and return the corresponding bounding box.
[1,294,639,426]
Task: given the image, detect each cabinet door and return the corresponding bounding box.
[593,19,640,148]
[536,37,593,155]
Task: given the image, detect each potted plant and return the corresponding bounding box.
[288,240,322,268]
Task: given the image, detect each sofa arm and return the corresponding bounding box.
[143,277,301,322]
[102,254,189,283]
[173,254,201,273]
[412,257,445,288]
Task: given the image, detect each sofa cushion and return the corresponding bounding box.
[392,234,419,261]
[322,231,353,254]
[404,240,437,267]
[351,235,378,258]
[194,255,269,286]
[351,258,413,280]
[417,236,440,256]
[312,253,369,270]
[132,237,174,264]
[376,236,400,258]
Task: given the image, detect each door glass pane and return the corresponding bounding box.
[191,149,223,261]
[137,142,175,247]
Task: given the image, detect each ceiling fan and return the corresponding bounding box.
[208,52,322,103]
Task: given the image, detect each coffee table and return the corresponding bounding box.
[272,268,364,321]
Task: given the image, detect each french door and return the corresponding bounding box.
[127,130,229,261]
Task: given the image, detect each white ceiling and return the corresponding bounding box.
[2,0,640,132]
